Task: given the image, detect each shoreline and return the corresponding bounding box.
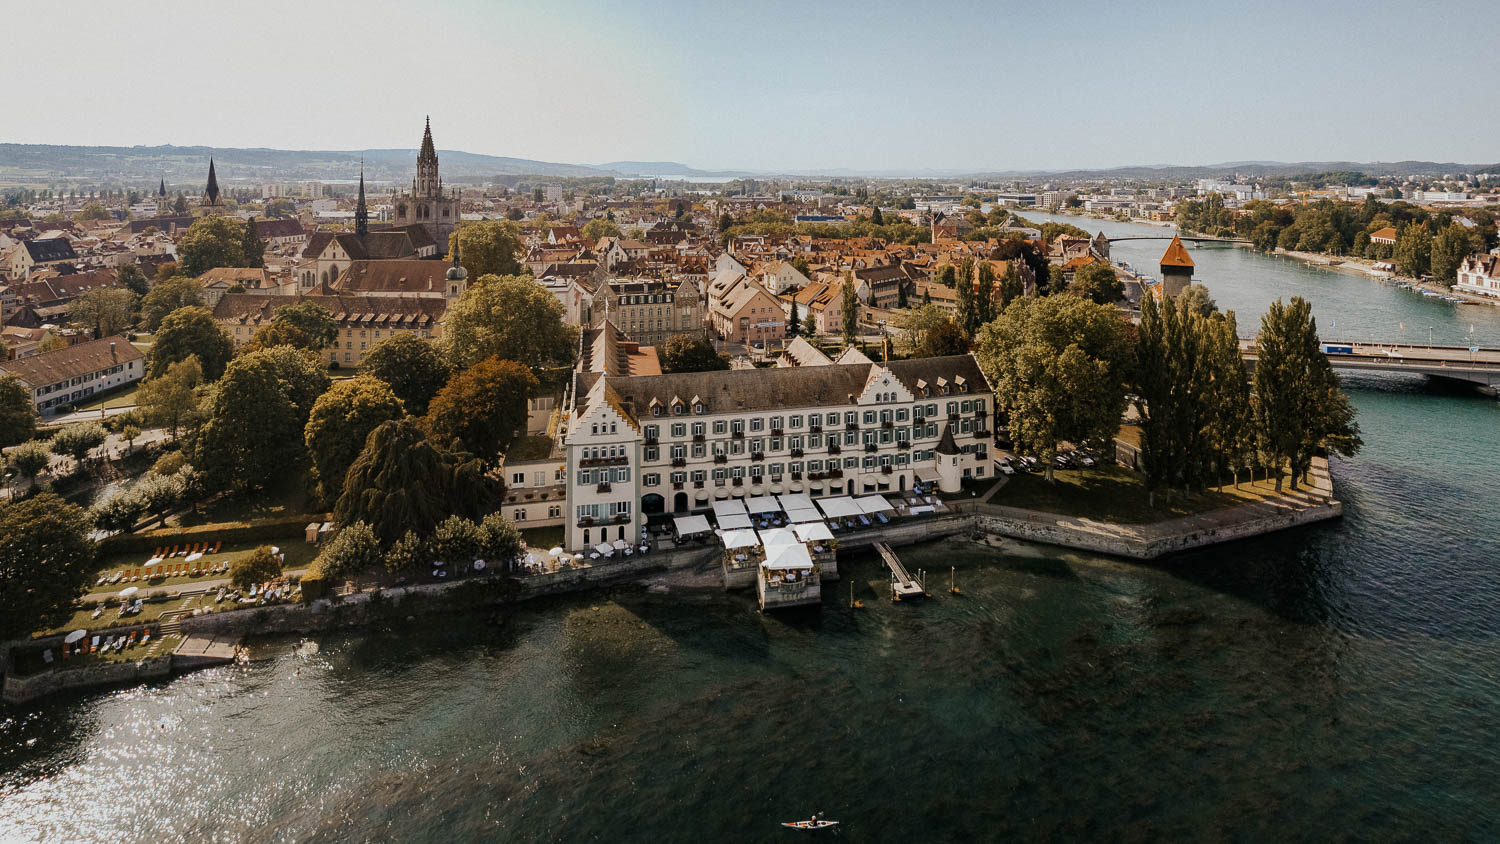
[2,468,1341,706]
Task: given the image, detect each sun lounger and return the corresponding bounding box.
[141,630,151,645]
[212,541,222,554]
[89,635,99,652]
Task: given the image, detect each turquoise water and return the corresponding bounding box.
[4,220,1500,841]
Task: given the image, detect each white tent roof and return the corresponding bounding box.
[759,527,800,548]
[786,507,823,524]
[745,495,781,514]
[718,513,753,530]
[818,496,863,518]
[857,495,896,514]
[712,499,747,518]
[763,543,813,569]
[722,529,760,549]
[674,514,712,535]
[793,522,834,542]
[593,543,614,555]
[777,492,814,511]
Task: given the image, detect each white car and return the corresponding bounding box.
[996,461,1015,475]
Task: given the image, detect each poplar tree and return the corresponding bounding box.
[975,261,996,326]
[955,258,979,340]
[241,217,265,268]
[840,273,859,346]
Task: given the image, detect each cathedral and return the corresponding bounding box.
[391,117,460,251]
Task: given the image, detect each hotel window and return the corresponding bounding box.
[731,419,744,435]
[809,433,822,448]
[515,509,527,521]
[549,505,562,518]
[769,416,783,430]
[789,415,803,429]
[770,438,782,451]
[691,422,705,437]
[645,424,659,440]
[750,418,763,432]
[714,468,727,481]
[670,472,686,484]
[671,423,686,438]
[845,412,857,426]
[511,472,525,486]
[750,465,763,478]
[670,445,686,459]
[643,473,660,486]
[896,408,909,421]
[692,443,706,458]
[645,447,659,461]
[844,457,858,469]
[691,470,706,482]
[808,459,823,471]
[863,410,877,425]
[731,466,744,478]
[826,412,839,425]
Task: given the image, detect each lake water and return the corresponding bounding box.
[4,218,1500,841]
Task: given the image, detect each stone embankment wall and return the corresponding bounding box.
[3,656,172,705]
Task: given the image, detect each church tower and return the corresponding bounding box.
[1159,235,1195,299]
[203,157,220,207]
[355,160,369,237]
[391,116,460,251]
[156,178,168,216]
[416,116,440,198]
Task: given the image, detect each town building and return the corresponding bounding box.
[561,355,994,551]
[212,291,447,368]
[1369,226,1398,246]
[1159,236,1195,298]
[709,276,785,345]
[582,277,703,346]
[0,335,144,415]
[6,238,77,279]
[1455,253,1500,299]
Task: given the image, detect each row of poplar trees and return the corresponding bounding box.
[1134,295,1362,505]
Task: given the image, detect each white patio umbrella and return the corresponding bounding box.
[118,586,139,598]
[612,539,629,550]
[549,547,565,557]
[144,557,163,566]
[473,560,487,571]
[65,629,88,644]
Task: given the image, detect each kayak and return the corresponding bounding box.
[781,820,839,830]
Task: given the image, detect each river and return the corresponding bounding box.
[3,218,1500,841]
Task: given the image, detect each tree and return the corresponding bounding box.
[176,215,246,277]
[120,424,141,453]
[581,218,622,241]
[0,493,96,640]
[50,422,107,467]
[77,201,111,221]
[1176,284,1217,317]
[428,515,482,565]
[195,346,330,491]
[304,376,405,503]
[1070,261,1124,306]
[384,530,427,574]
[449,221,523,279]
[1394,222,1432,278]
[9,440,51,482]
[840,273,860,346]
[896,304,965,357]
[975,261,997,325]
[425,357,536,460]
[151,306,233,379]
[248,301,338,353]
[240,218,265,268]
[1430,223,1475,287]
[265,198,295,219]
[136,355,203,438]
[936,264,957,288]
[897,281,909,310]
[68,287,136,338]
[1253,297,1362,490]
[658,334,729,373]
[334,419,497,546]
[999,262,1025,309]
[310,521,381,582]
[786,297,802,337]
[478,512,522,566]
[0,375,36,447]
[359,332,452,415]
[975,296,1132,481]
[140,276,205,331]
[230,546,283,590]
[117,264,149,298]
[955,260,979,340]
[172,193,188,215]
[441,274,578,371]
[1045,265,1066,295]
[870,206,884,226]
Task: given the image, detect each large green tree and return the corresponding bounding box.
[116,264,150,298]
[50,422,107,466]
[176,215,247,276]
[151,306,233,379]
[230,546,283,590]
[240,218,265,268]
[195,346,330,490]
[449,220,523,279]
[359,332,452,415]
[309,521,381,582]
[840,274,860,346]
[0,375,36,447]
[424,357,537,460]
[1071,261,1124,306]
[248,301,338,353]
[304,376,405,504]
[1430,223,1477,287]
[9,441,52,482]
[1394,222,1432,279]
[334,419,497,546]
[896,304,968,357]
[0,493,96,640]
[68,286,136,338]
[441,274,578,371]
[658,334,728,373]
[136,355,203,438]
[1252,297,1362,490]
[140,276,205,331]
[581,218,622,241]
[955,261,978,340]
[975,295,1132,481]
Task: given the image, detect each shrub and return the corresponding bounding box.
[310,521,381,581]
[478,512,522,565]
[152,450,188,476]
[229,546,283,590]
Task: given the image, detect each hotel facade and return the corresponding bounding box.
[561,355,994,551]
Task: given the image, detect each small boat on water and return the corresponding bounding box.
[782,816,839,831]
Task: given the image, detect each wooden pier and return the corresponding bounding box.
[874,542,924,601]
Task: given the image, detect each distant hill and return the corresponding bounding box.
[597,160,756,178]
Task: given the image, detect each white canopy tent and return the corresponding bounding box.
[792,522,835,543]
[776,493,815,512]
[593,543,615,556]
[745,496,781,514]
[712,500,747,519]
[763,543,814,570]
[722,529,760,549]
[856,495,897,515]
[717,513,753,530]
[817,496,863,519]
[759,527,800,548]
[674,514,713,535]
[785,507,823,524]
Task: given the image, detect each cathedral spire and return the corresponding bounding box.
[203,157,220,206]
[159,178,166,197]
[355,158,369,237]
[419,115,437,163]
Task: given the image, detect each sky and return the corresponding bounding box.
[6,0,1498,174]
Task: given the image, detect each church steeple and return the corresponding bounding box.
[203,157,220,206]
[419,115,437,163]
[355,159,369,237]
[415,116,439,198]
[159,179,166,197]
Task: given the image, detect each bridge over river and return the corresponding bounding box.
[1240,339,1500,393]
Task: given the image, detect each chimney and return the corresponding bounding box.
[109,341,117,362]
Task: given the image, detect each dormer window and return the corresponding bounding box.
[694,403,704,415]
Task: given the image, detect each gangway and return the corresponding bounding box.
[874,542,925,601]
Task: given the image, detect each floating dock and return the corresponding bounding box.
[874,542,924,601]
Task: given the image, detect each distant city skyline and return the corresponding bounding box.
[6,0,1497,173]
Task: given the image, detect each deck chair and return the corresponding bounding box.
[212,541,222,554]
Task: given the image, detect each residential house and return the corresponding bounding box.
[0,334,144,415]
[212,291,447,368]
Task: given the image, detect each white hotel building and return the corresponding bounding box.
[561,355,994,551]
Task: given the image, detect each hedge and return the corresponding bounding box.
[98,514,323,557]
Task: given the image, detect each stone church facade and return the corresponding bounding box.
[391,117,460,252]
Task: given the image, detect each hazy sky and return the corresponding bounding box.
[7,0,1497,172]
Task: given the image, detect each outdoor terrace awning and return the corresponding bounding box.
[777,493,814,511]
[763,543,813,569]
[793,522,834,543]
[718,513,753,530]
[745,495,781,514]
[712,500,747,518]
[594,543,615,555]
[674,515,712,535]
[759,527,800,548]
[857,495,896,515]
[817,496,863,519]
[785,507,823,524]
[722,529,759,549]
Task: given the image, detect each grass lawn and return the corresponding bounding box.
[90,541,317,595]
[37,594,215,639]
[520,525,565,550]
[13,632,186,674]
[179,471,319,527]
[990,463,1287,524]
[73,382,142,412]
